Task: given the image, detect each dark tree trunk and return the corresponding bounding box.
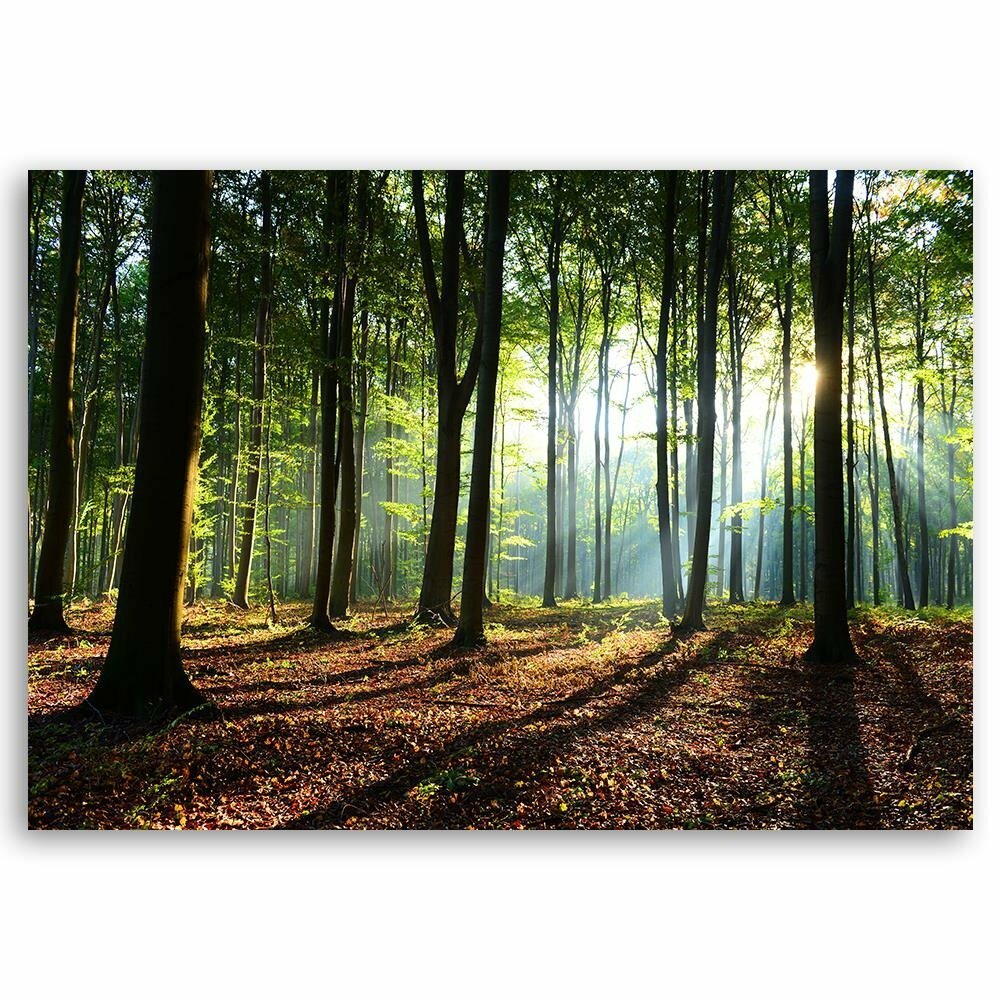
[727,253,745,603]
[310,171,347,630]
[680,171,735,633]
[232,171,272,609]
[414,171,481,625]
[329,172,370,618]
[593,332,604,603]
[30,170,86,632]
[803,169,856,664]
[89,171,212,716]
[454,171,511,645]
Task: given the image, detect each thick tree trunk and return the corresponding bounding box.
[454,171,510,645]
[414,170,480,625]
[30,170,86,632]
[803,169,856,664]
[89,171,212,716]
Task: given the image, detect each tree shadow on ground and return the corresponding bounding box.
[799,661,880,828]
[279,636,686,828]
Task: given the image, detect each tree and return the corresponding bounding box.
[29,170,86,632]
[680,171,735,633]
[232,170,273,609]
[412,170,482,625]
[803,169,856,664]
[650,171,679,616]
[454,171,511,646]
[764,171,801,607]
[89,171,213,716]
[329,170,371,618]
[309,171,348,630]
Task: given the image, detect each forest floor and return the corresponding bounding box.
[27,598,972,830]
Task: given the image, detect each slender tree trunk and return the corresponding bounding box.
[30,170,86,632]
[454,171,510,645]
[90,171,212,716]
[233,171,272,609]
[310,171,347,629]
[680,171,734,632]
[754,381,778,600]
[593,337,604,604]
[845,234,857,608]
[350,310,370,605]
[542,176,563,609]
[866,204,915,610]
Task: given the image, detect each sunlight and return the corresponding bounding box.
[796,362,817,406]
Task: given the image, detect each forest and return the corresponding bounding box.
[26,168,973,830]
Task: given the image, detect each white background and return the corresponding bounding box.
[2,2,995,997]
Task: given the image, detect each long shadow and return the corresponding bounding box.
[280,637,687,828]
[211,658,475,723]
[800,662,880,829]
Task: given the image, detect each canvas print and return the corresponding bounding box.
[27,170,972,830]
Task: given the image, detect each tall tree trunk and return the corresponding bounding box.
[330,174,369,618]
[845,233,857,608]
[542,175,564,609]
[233,171,272,609]
[350,310,370,605]
[680,171,734,632]
[454,171,510,645]
[330,172,370,618]
[804,169,856,664]
[413,171,481,625]
[866,358,881,606]
[865,194,915,610]
[90,171,212,716]
[310,171,347,629]
[30,170,86,632]
[593,334,604,604]
[754,380,778,600]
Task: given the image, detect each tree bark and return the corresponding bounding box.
[454,171,511,645]
[310,171,347,629]
[90,171,212,716]
[413,171,481,625]
[803,169,856,664]
[680,171,735,633]
[30,170,86,632]
[329,172,369,618]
